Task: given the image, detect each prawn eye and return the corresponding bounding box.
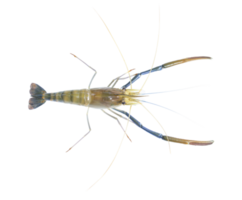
[122,100,125,105]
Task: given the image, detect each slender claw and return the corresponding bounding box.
[188,140,214,146]
[162,56,211,68]
[70,53,77,57]
[66,147,72,153]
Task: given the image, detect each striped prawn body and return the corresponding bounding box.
[28,9,214,189]
[43,87,125,109]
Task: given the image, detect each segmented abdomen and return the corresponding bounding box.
[45,89,90,106]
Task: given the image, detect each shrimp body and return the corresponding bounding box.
[28,9,214,190]
[45,87,126,109]
[29,84,140,110]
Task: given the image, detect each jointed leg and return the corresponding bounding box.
[101,109,134,143]
[106,72,129,87]
[68,52,99,87]
[113,108,216,146]
[120,56,214,89]
[63,108,93,154]
[140,103,173,155]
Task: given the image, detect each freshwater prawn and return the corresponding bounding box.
[28,8,214,189]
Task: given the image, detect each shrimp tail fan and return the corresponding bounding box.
[27,82,48,111]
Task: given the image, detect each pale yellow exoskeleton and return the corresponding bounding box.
[28,8,213,189]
